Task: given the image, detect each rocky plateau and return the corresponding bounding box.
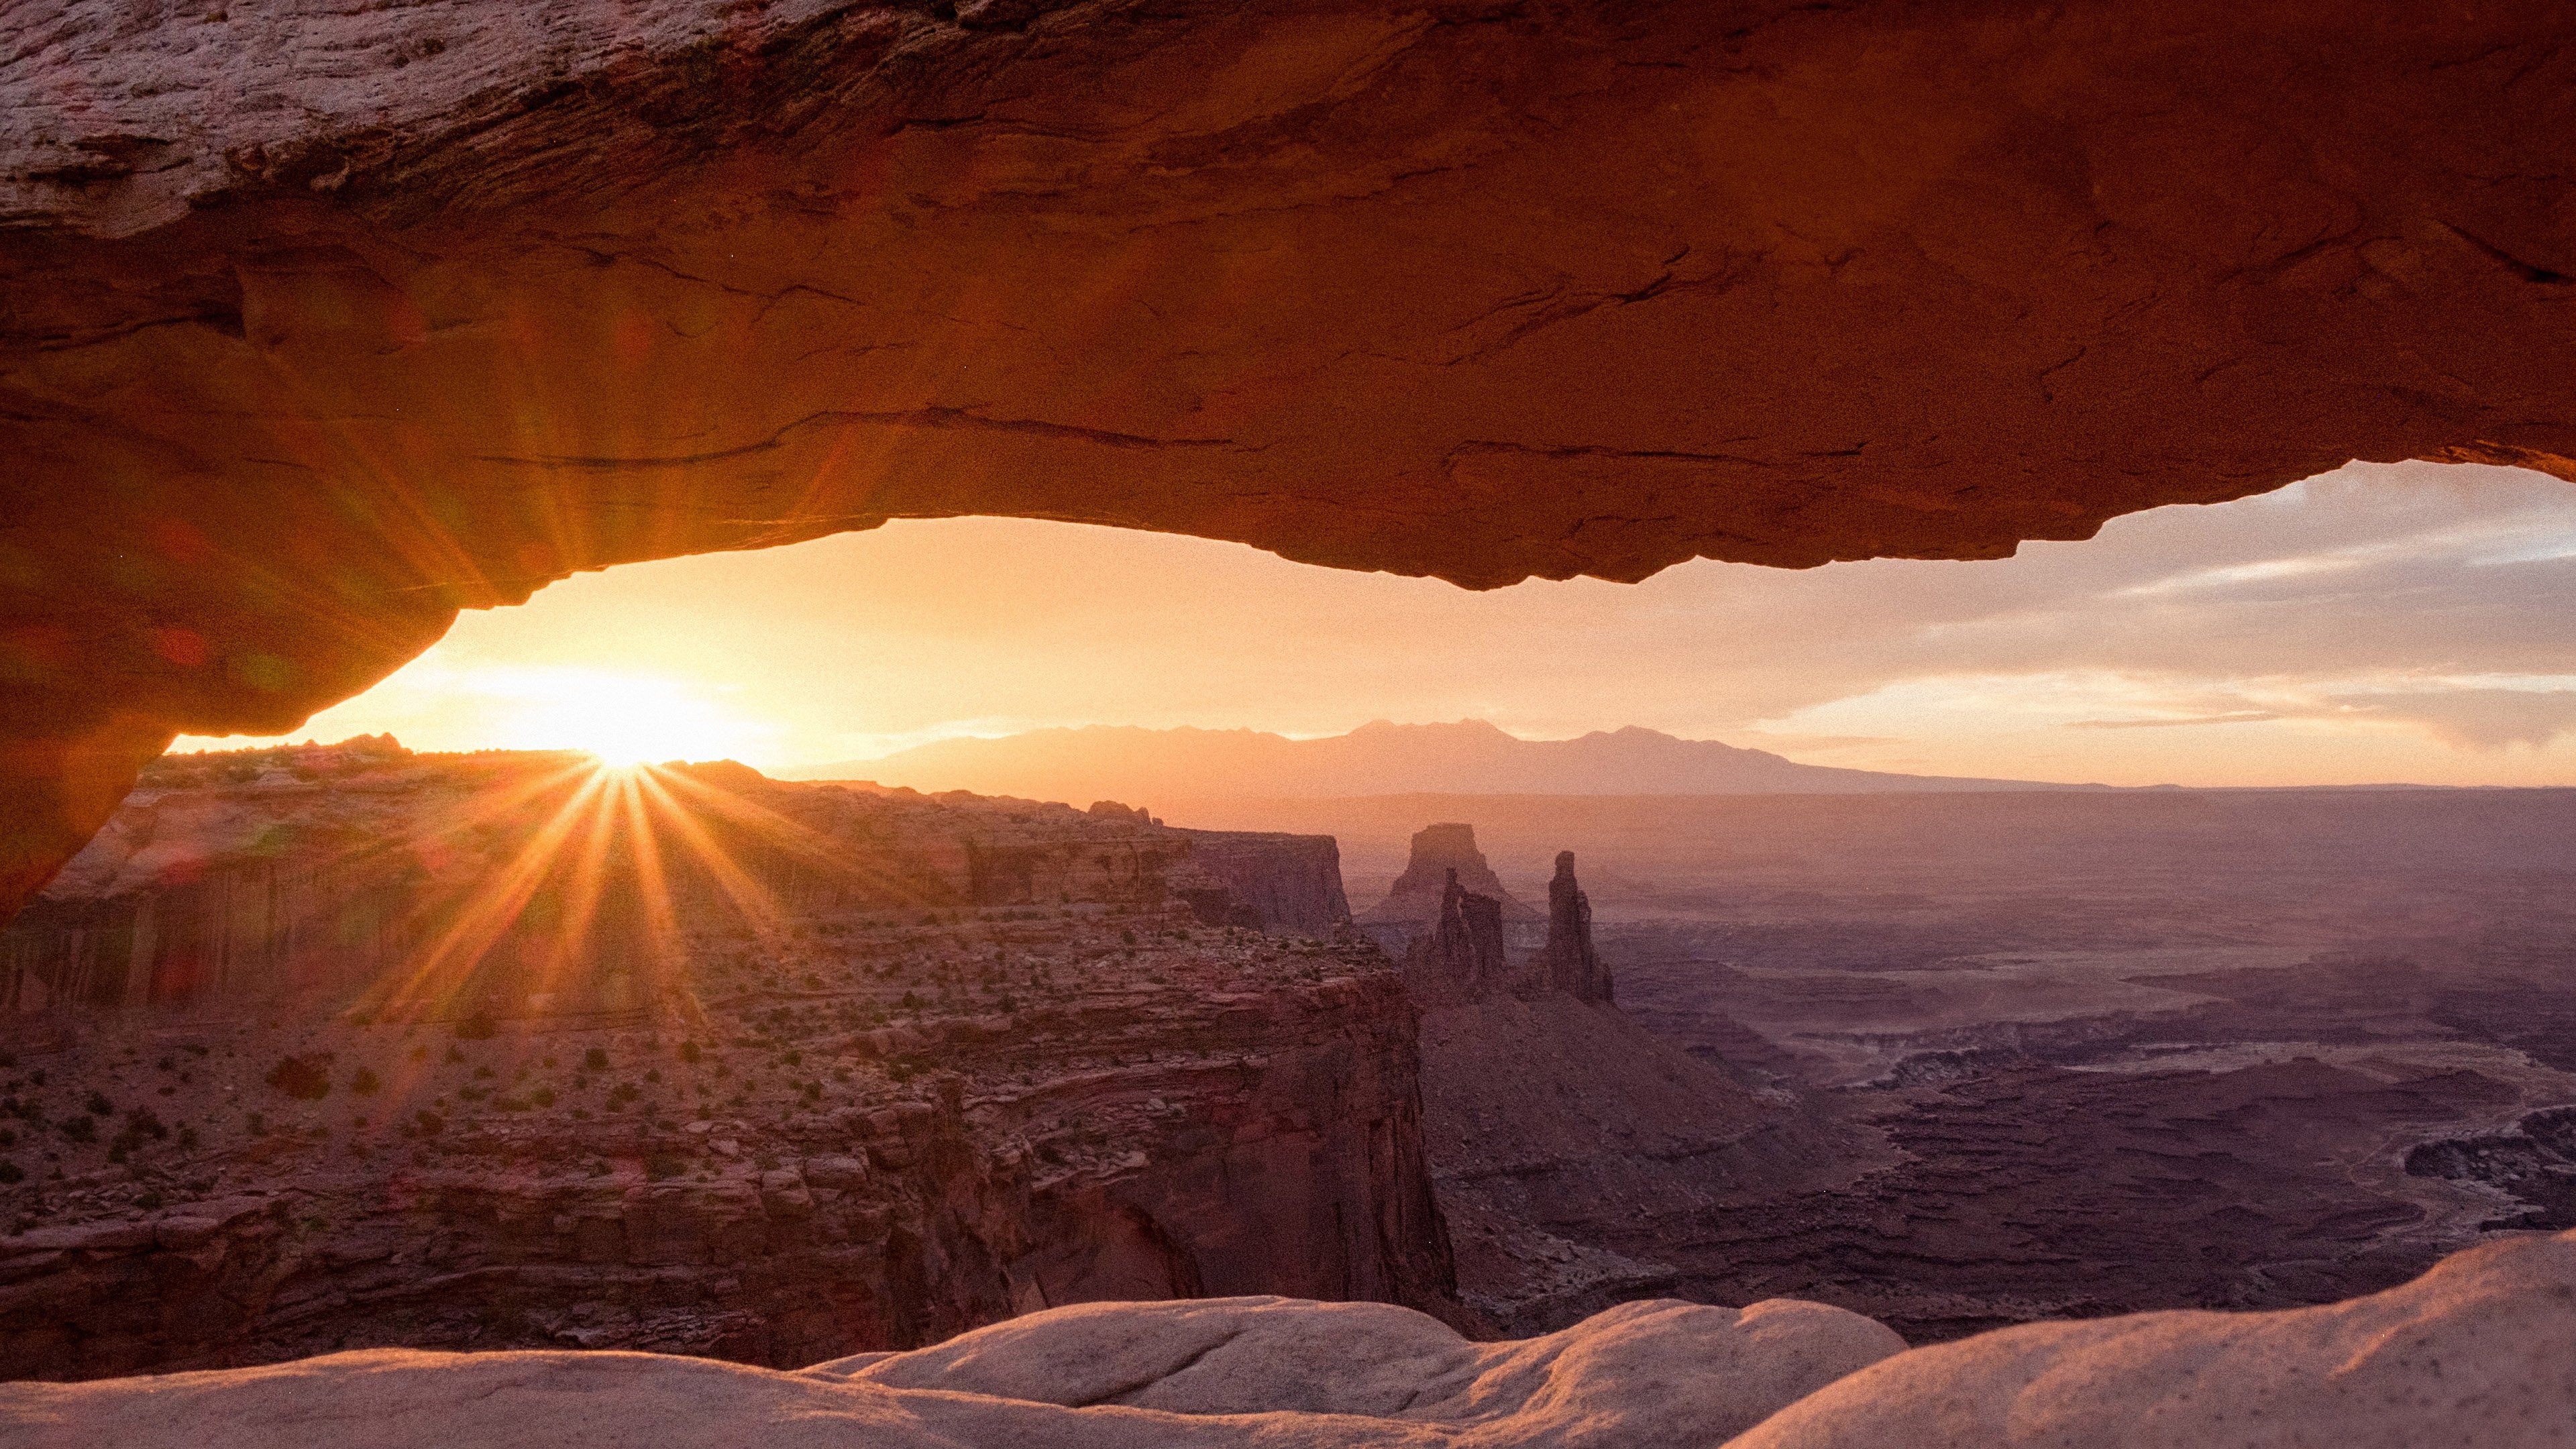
[0,739,1454,1378]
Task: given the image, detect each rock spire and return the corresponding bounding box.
[1543,851,1611,1004]
[1401,867,1513,1006]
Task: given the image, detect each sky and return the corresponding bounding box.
[174,460,2576,788]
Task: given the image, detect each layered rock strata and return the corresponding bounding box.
[8,1230,2575,1447]
[0,743,1455,1379]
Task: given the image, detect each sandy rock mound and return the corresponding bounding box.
[0,1295,1897,1449]
[13,1232,2576,1446]
[829,1293,1902,1436]
[1735,1228,2576,1448]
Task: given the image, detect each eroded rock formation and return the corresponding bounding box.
[1541,852,1609,1005]
[0,745,1455,1378]
[1391,846,1606,1010]
[1399,870,1513,1007]
[8,0,2573,916]
[1359,824,1536,932]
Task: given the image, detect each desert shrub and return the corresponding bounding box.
[125,1108,166,1139]
[58,1116,95,1143]
[264,1056,330,1100]
[178,1126,199,1150]
[412,1110,445,1136]
[645,1154,685,1181]
[678,1041,701,1063]
[0,1160,19,1183]
[584,1047,610,1071]
[351,1068,381,1095]
[529,1086,556,1108]
[83,1091,112,1117]
[453,1013,496,1040]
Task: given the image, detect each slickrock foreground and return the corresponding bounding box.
[1731,1226,2576,1448]
[8,1230,2575,1446]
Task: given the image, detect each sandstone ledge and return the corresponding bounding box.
[8,1230,2575,1447]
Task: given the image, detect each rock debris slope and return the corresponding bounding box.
[8,1232,2576,1446]
[7,0,2576,916]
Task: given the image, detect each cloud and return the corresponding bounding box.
[2065,712,2282,730]
[2322,688,2576,752]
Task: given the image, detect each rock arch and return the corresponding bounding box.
[3,0,2572,916]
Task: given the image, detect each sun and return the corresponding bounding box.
[484,667,775,768]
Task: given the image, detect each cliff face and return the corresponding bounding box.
[2,745,1347,1016]
[0,743,1456,1379]
[1168,830,1351,936]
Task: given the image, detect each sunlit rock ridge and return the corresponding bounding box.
[5,0,2576,915]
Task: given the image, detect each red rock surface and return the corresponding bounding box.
[6,0,2575,916]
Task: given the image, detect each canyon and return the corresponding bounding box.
[5,752,2576,1444]
[0,741,1452,1377]
[1198,789,2576,1344]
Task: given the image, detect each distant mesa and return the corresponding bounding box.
[1359,822,1539,926]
